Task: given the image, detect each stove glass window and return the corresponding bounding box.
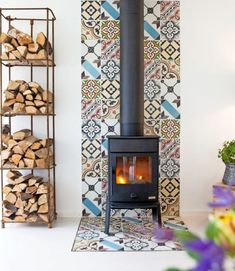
[116,156,152,184]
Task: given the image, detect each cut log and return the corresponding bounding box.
[3,161,17,169]
[25,106,38,114]
[16,208,24,216]
[11,50,22,59]
[12,154,22,165]
[28,81,40,89]
[25,101,35,106]
[8,26,33,45]
[3,99,16,107]
[26,53,37,60]
[3,200,17,213]
[17,45,28,57]
[19,83,29,92]
[28,42,40,53]
[36,159,47,168]
[20,193,33,201]
[14,216,26,222]
[38,203,48,214]
[2,134,11,145]
[35,94,42,100]
[31,87,39,95]
[15,197,25,208]
[1,149,12,160]
[34,100,45,107]
[39,106,47,114]
[13,129,31,141]
[28,176,42,186]
[8,80,20,91]
[3,185,13,196]
[15,92,24,103]
[11,38,19,48]
[13,173,34,184]
[12,184,21,192]
[18,136,38,152]
[37,183,48,194]
[6,170,22,180]
[29,202,38,213]
[25,94,34,101]
[38,213,49,223]
[26,186,37,194]
[23,89,32,96]
[5,90,15,100]
[31,141,42,150]
[12,145,24,155]
[42,90,53,102]
[13,102,25,113]
[5,192,17,204]
[37,49,47,59]
[35,147,52,159]
[0,33,11,44]
[3,43,14,53]
[8,52,17,60]
[38,194,48,206]
[25,148,36,160]
[29,197,36,204]
[23,158,35,168]
[18,160,25,168]
[8,139,18,150]
[40,138,53,147]
[27,214,38,223]
[1,52,9,60]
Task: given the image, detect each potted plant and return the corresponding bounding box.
[218,140,235,186]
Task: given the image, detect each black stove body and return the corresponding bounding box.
[104,0,161,234]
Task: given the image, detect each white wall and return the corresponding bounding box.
[181,0,235,212]
[1,0,235,216]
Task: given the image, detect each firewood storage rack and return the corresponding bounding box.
[0,8,56,228]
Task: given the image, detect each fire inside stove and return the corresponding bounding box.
[116,156,152,185]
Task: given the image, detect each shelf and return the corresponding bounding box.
[1,112,56,117]
[1,59,55,67]
[1,165,56,170]
[0,7,56,228]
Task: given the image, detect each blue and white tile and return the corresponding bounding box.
[101,0,120,20]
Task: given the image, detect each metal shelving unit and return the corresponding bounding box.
[0,8,56,228]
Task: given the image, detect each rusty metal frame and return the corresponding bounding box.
[0,8,56,229]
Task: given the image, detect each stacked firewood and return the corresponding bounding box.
[2,80,53,114]
[3,170,54,223]
[1,128,54,169]
[0,26,53,65]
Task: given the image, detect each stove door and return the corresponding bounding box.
[109,153,159,202]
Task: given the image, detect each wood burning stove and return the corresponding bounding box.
[104,0,162,234]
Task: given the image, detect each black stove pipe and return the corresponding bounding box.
[120,0,144,136]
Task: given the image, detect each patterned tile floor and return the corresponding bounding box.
[72,216,187,252]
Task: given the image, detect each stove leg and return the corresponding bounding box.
[157,203,162,226]
[105,204,111,235]
[152,204,162,227]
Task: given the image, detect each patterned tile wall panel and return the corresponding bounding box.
[81,0,180,217]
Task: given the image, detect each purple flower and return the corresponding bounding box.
[186,239,225,271]
[153,226,175,241]
[208,186,235,208]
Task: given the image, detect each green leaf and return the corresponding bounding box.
[175,230,199,243]
[165,268,184,271]
[205,222,218,240]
